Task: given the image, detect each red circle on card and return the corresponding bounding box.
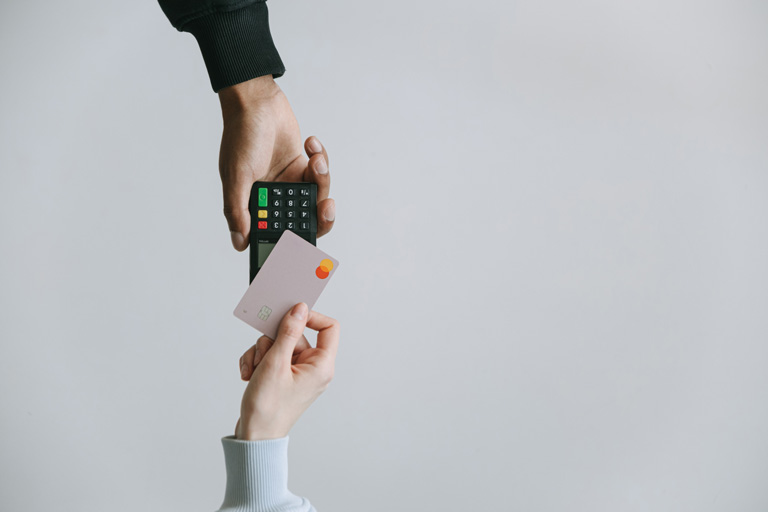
[316,266,329,279]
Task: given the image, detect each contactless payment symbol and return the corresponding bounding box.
[315,259,334,279]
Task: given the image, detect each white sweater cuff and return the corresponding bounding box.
[218,436,312,511]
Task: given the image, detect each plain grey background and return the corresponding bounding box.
[1,0,767,510]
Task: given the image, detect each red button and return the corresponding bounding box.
[257,221,267,230]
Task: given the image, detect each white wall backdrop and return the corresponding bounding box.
[1,0,767,510]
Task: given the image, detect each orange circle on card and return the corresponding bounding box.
[316,266,329,279]
[320,259,334,271]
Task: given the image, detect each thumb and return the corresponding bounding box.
[266,303,309,364]
[223,180,251,252]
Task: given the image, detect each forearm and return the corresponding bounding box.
[157,0,284,91]
[216,436,316,512]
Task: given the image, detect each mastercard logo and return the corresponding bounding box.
[315,259,334,279]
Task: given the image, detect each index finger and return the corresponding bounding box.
[304,136,329,169]
[303,137,330,204]
[306,310,340,359]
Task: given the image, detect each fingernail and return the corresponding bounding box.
[309,138,322,154]
[240,363,247,379]
[292,302,308,319]
[315,158,328,175]
[324,204,335,222]
[230,231,245,250]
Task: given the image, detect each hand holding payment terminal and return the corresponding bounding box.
[249,181,318,282]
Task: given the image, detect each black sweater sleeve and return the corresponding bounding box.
[158,0,285,92]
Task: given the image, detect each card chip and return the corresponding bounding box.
[257,305,272,321]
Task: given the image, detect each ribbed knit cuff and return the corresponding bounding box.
[184,1,285,92]
[219,436,310,511]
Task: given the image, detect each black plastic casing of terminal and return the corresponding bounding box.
[248,181,318,283]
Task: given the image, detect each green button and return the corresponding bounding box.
[258,188,268,207]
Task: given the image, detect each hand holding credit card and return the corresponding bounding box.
[234,230,339,339]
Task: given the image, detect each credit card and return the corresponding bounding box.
[234,230,339,339]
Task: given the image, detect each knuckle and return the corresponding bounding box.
[259,356,279,373]
[320,366,335,386]
[222,206,245,221]
[281,323,303,340]
[223,202,248,214]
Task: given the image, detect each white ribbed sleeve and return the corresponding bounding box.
[217,436,316,512]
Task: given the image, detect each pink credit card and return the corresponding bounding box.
[234,230,339,339]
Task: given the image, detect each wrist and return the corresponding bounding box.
[219,76,279,117]
[236,417,287,441]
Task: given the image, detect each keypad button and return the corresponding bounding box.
[253,184,316,236]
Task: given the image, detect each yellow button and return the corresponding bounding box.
[257,210,268,219]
